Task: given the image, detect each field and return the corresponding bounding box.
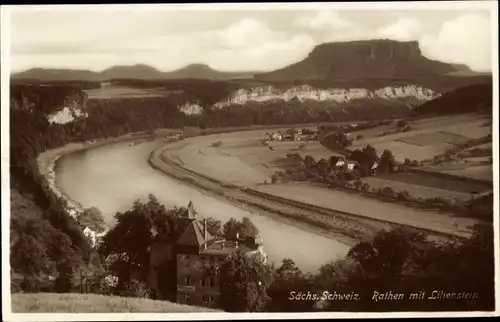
[11,293,218,313]
[85,84,179,99]
[254,183,479,237]
[374,172,492,194]
[350,114,492,162]
[397,131,470,146]
[163,128,341,186]
[438,165,494,182]
[361,176,475,201]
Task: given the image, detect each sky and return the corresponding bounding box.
[5,2,496,73]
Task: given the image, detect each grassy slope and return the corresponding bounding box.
[11,293,219,313]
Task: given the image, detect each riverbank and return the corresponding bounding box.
[36,132,167,217]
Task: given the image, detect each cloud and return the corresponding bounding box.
[208,33,315,71]
[419,14,491,71]
[11,15,314,72]
[218,18,287,49]
[294,11,355,31]
[9,9,492,73]
[378,18,423,41]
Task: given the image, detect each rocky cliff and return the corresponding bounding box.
[254,39,470,81]
[213,84,438,109]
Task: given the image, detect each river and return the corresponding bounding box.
[55,139,350,272]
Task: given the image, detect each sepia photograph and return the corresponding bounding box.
[1,1,498,320]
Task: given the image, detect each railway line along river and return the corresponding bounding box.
[55,139,351,272]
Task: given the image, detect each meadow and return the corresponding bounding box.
[373,172,492,194]
[84,84,180,99]
[163,128,340,186]
[438,165,494,182]
[349,114,492,162]
[11,293,218,313]
[254,182,478,238]
[361,176,475,201]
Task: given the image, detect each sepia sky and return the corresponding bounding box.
[6,3,495,73]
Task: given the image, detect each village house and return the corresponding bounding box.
[269,128,318,142]
[370,161,379,175]
[330,156,347,169]
[270,131,283,141]
[346,160,360,171]
[149,201,267,308]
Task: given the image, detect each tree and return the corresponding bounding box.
[219,250,274,312]
[222,218,240,240]
[303,155,316,168]
[379,149,396,173]
[268,259,315,312]
[205,217,223,238]
[316,158,330,174]
[98,194,181,284]
[77,207,107,233]
[354,179,363,190]
[239,217,259,240]
[397,190,411,201]
[397,119,408,128]
[363,145,379,163]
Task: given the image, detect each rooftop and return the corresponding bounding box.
[200,239,256,256]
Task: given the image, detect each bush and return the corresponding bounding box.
[123,280,152,299]
[211,141,223,147]
[397,119,408,128]
[343,171,357,182]
[382,187,395,196]
[397,190,411,201]
[356,134,363,140]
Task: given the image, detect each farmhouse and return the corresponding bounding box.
[149,201,267,308]
[269,128,318,142]
[329,156,347,168]
[346,160,360,171]
[270,131,283,141]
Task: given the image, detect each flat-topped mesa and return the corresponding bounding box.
[254,39,468,81]
[309,39,422,60]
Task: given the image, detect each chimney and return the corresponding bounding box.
[203,219,207,241]
[221,242,225,250]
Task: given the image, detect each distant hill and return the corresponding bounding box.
[11,68,101,82]
[11,64,258,82]
[100,64,166,80]
[11,293,219,313]
[254,39,485,81]
[164,63,256,80]
[414,82,493,115]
